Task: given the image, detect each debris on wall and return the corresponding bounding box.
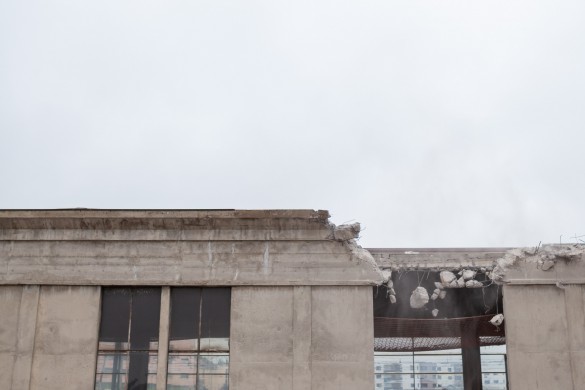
[329,221,387,284]
[490,244,585,282]
[332,222,361,241]
[465,280,483,288]
[440,271,456,286]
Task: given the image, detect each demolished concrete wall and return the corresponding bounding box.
[0,210,383,286]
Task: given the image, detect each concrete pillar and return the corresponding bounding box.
[292,286,311,390]
[230,287,294,390]
[156,286,171,390]
[0,285,40,390]
[310,286,374,390]
[503,285,575,389]
[30,286,100,390]
[563,285,585,388]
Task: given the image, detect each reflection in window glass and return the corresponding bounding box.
[374,339,507,390]
[95,288,161,390]
[168,288,230,390]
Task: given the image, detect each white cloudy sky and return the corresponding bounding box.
[1,0,584,248]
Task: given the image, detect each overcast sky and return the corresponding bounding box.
[1,0,584,248]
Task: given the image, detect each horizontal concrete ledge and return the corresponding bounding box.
[369,248,510,269]
[0,209,330,220]
[0,281,380,286]
[504,279,585,285]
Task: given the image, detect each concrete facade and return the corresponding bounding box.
[498,246,585,390]
[0,210,379,390]
[1,210,584,389]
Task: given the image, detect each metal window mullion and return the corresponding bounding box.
[156,287,171,390]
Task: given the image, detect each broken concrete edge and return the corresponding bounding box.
[490,244,585,284]
[328,221,385,284]
[343,239,385,284]
[368,244,585,288]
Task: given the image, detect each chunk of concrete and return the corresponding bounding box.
[409,287,429,309]
[465,280,483,288]
[333,223,361,241]
[490,313,504,326]
[440,271,457,286]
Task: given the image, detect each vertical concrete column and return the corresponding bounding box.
[12,285,40,390]
[157,286,171,390]
[30,286,101,390]
[0,285,40,390]
[563,285,585,387]
[310,286,374,390]
[503,285,574,389]
[230,287,294,390]
[292,286,311,390]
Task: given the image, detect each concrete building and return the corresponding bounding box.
[0,209,584,390]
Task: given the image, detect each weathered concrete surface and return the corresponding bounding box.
[311,286,374,390]
[492,245,585,285]
[370,247,508,271]
[230,286,374,390]
[156,287,171,390]
[231,287,294,390]
[30,286,100,390]
[0,210,383,286]
[0,285,39,390]
[504,284,585,389]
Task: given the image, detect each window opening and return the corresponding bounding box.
[95,287,161,390]
[167,287,230,390]
[373,270,507,390]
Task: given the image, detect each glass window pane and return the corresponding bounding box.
[374,355,414,373]
[415,374,464,389]
[199,355,229,374]
[200,288,230,351]
[147,374,157,390]
[197,375,229,390]
[480,344,507,354]
[130,288,161,351]
[99,288,130,349]
[199,337,229,352]
[414,355,463,373]
[96,352,129,374]
[482,373,507,389]
[95,373,128,390]
[128,351,157,390]
[481,354,506,373]
[168,354,198,375]
[167,374,197,389]
[374,373,414,389]
[170,288,201,351]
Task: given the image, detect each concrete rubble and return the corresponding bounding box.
[490,244,585,283]
[409,286,429,309]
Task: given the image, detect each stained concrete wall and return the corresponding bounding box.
[0,210,382,286]
[230,286,374,390]
[0,285,39,389]
[0,285,101,390]
[29,286,100,390]
[503,284,585,389]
